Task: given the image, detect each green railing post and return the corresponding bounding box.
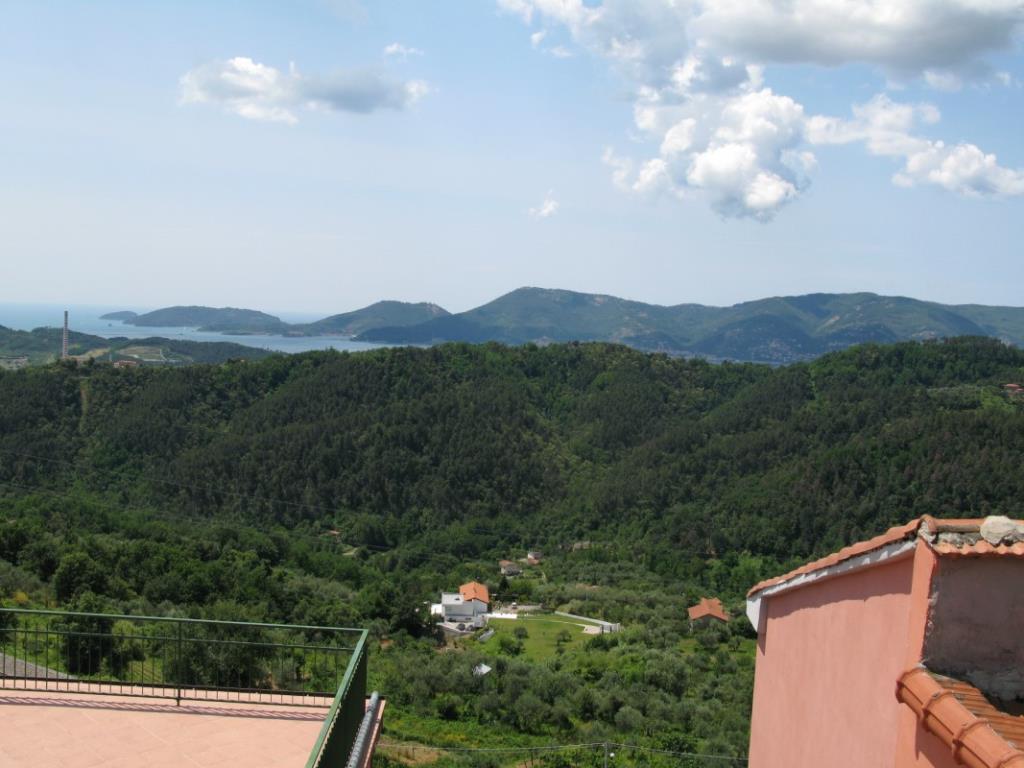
[305,630,369,768]
[175,619,184,706]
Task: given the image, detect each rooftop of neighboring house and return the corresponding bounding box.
[747,515,1024,601]
[687,597,729,622]
[748,514,1024,768]
[459,581,490,604]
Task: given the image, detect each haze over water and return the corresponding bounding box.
[0,304,389,354]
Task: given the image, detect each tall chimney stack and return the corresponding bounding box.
[62,310,69,359]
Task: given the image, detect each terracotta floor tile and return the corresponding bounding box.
[0,687,328,768]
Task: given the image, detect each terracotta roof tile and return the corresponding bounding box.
[748,516,1024,598]
[932,541,1024,556]
[459,581,490,605]
[688,597,728,622]
[897,666,1024,768]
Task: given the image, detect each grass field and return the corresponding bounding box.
[476,615,601,661]
[118,345,167,362]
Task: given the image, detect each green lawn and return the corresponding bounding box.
[476,615,600,661]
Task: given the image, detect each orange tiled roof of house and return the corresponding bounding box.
[459,581,489,605]
[747,515,1024,597]
[687,597,728,622]
[897,667,1024,768]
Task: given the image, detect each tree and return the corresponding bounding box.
[497,634,523,656]
[54,552,107,604]
[59,592,112,675]
[0,605,15,640]
[513,692,549,733]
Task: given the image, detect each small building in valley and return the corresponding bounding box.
[526,550,543,565]
[747,515,1024,768]
[687,597,729,625]
[499,560,522,576]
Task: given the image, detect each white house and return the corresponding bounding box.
[430,581,491,630]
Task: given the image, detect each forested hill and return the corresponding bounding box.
[101,290,1024,363]
[2,336,1023,567]
[292,300,449,336]
[358,288,1024,363]
[3,337,1024,759]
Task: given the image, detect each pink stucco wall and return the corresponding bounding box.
[749,556,916,768]
[895,709,961,768]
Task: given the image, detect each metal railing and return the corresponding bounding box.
[304,630,371,768]
[0,608,363,707]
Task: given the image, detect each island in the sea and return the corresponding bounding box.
[101,301,449,337]
[99,310,140,322]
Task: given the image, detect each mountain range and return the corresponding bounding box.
[102,289,1024,364]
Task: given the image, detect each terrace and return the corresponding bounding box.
[0,608,384,768]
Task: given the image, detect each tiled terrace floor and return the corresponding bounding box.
[0,687,330,768]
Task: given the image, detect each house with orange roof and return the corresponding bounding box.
[430,581,491,632]
[687,597,729,625]
[459,581,490,607]
[746,515,1024,768]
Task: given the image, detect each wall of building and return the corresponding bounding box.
[925,557,1024,701]
[749,556,916,768]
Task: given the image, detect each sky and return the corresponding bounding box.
[1,0,1022,315]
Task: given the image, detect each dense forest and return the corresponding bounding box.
[2,337,1023,763]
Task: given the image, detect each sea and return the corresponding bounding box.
[0,303,391,355]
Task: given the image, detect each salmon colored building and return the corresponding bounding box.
[746,515,1024,768]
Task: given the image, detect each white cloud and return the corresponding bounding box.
[529,190,560,218]
[810,94,1024,197]
[179,57,428,123]
[497,0,537,24]
[923,70,964,92]
[602,147,634,190]
[501,0,1024,219]
[549,45,573,59]
[692,1,1024,81]
[678,88,809,219]
[383,43,424,59]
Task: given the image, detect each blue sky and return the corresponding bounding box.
[1,0,1022,314]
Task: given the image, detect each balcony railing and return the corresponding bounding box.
[1,607,373,766]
